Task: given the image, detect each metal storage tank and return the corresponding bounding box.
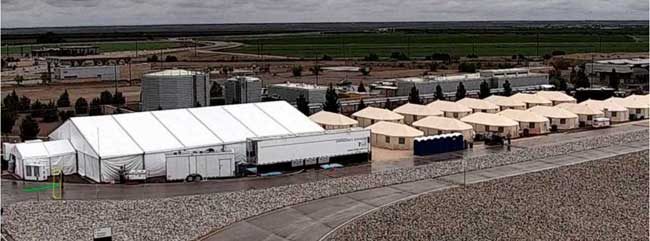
[224,76,262,104]
[141,69,210,111]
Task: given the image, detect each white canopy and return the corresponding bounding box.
[352,107,404,121]
[427,100,472,113]
[527,105,579,119]
[557,103,604,115]
[535,91,576,103]
[498,109,549,123]
[309,111,358,126]
[393,103,443,116]
[456,98,500,111]
[461,112,519,127]
[581,99,628,112]
[366,121,423,137]
[484,95,526,108]
[11,140,76,178]
[412,116,473,131]
[510,93,552,105]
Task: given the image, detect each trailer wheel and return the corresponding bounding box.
[185,175,195,182]
[194,175,203,181]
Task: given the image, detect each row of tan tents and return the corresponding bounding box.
[309,92,649,150]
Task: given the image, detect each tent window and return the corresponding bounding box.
[398,137,405,144]
[498,127,504,132]
[560,119,566,124]
[587,115,592,121]
[26,166,32,176]
[529,123,535,128]
[636,109,641,114]
[453,113,459,118]
[611,112,617,117]
[385,136,390,143]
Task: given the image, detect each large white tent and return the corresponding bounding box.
[49,101,324,183]
[9,140,76,180]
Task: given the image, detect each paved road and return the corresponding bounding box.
[202,140,648,241]
[2,121,647,206]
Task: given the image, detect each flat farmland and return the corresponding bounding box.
[2,41,184,55]
[226,33,649,58]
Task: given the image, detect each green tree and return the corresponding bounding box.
[357,99,367,111]
[18,96,31,112]
[435,84,445,100]
[58,110,74,121]
[296,94,310,115]
[75,97,89,114]
[503,80,512,96]
[357,81,367,92]
[2,90,19,112]
[458,62,477,73]
[309,65,322,84]
[1,110,17,135]
[322,83,340,113]
[364,53,379,61]
[479,80,490,99]
[608,68,620,90]
[20,115,40,141]
[292,65,303,77]
[575,69,590,88]
[30,100,45,118]
[113,91,126,106]
[89,98,102,116]
[99,91,113,105]
[14,75,24,86]
[359,66,371,76]
[408,85,422,104]
[455,82,466,100]
[57,89,71,107]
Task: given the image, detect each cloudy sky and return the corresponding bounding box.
[2,0,648,28]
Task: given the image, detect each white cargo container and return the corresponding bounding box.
[165,151,236,181]
[247,128,371,165]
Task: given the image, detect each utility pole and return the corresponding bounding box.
[536,31,540,57]
[135,41,138,58]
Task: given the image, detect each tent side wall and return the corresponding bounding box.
[603,110,629,122]
[100,155,143,182]
[552,100,577,105]
[356,117,401,127]
[321,123,357,130]
[418,127,473,142]
[576,113,605,127]
[370,133,415,150]
[442,111,470,119]
[547,117,578,130]
[628,107,649,119]
[467,123,519,138]
[524,102,552,109]
[498,105,526,111]
[516,121,550,135]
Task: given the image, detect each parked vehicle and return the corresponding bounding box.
[592,117,611,128]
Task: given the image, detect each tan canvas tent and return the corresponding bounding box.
[509,93,553,108]
[309,111,358,129]
[426,100,472,119]
[527,105,579,130]
[581,99,629,123]
[393,103,443,125]
[412,116,474,142]
[498,109,550,135]
[460,112,519,138]
[535,91,577,105]
[608,95,649,119]
[366,121,423,150]
[484,95,526,110]
[556,103,604,127]
[456,98,500,113]
[352,107,404,127]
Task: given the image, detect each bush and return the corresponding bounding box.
[89,98,102,116]
[390,52,409,61]
[146,55,159,62]
[165,55,178,62]
[321,54,333,61]
[19,115,40,141]
[551,50,566,56]
[57,90,71,107]
[292,65,303,77]
[458,62,478,73]
[75,97,88,114]
[58,110,75,121]
[364,53,380,61]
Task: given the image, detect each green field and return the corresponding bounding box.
[2,41,183,55]
[227,33,649,58]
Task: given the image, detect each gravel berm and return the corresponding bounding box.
[327,150,649,241]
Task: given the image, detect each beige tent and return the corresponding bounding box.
[509,93,553,108]
[581,99,629,123]
[498,109,550,135]
[484,95,526,110]
[527,106,579,130]
[456,98,500,113]
[352,107,404,127]
[535,91,577,105]
[309,111,358,129]
[412,116,474,142]
[556,103,604,127]
[610,95,650,119]
[366,121,423,150]
[426,100,472,119]
[393,103,443,125]
[460,112,519,138]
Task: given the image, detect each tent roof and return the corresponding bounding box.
[366,121,423,137]
[461,112,519,127]
[535,91,576,102]
[309,111,358,126]
[457,98,500,111]
[393,103,443,116]
[42,140,76,157]
[412,116,473,131]
[14,140,75,159]
[484,95,526,108]
[145,69,202,77]
[509,93,553,105]
[50,101,324,158]
[557,103,604,115]
[610,95,650,109]
[498,109,549,123]
[426,100,472,113]
[352,107,404,121]
[527,106,579,119]
[581,99,628,112]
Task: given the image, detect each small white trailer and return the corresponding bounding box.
[165,150,236,181]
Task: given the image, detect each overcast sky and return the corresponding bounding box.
[2,0,648,28]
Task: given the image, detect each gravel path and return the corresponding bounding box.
[327,150,649,241]
[1,129,647,241]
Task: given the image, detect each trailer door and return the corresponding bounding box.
[219,158,232,177]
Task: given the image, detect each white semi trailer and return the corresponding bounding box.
[247,128,371,168]
[165,150,236,181]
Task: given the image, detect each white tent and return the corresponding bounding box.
[456,98,500,113]
[535,91,577,105]
[10,140,76,180]
[49,101,324,183]
[309,111,358,129]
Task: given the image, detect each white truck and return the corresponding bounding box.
[165,150,236,181]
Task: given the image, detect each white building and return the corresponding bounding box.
[141,69,210,111]
[54,65,120,81]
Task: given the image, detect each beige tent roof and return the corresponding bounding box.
[557,103,604,115]
[625,94,650,103]
[412,116,473,131]
[484,95,526,108]
[607,97,649,109]
[426,100,472,113]
[457,98,500,111]
[460,112,519,127]
[393,103,443,116]
[352,107,404,121]
[309,111,358,126]
[535,91,576,102]
[527,106,579,119]
[498,109,549,123]
[366,121,424,137]
[581,99,628,112]
[509,93,553,105]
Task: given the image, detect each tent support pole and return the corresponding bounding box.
[98,157,102,183]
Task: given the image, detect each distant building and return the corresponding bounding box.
[224,76,262,104]
[267,82,328,104]
[54,65,119,81]
[32,45,99,57]
[141,69,210,111]
[586,58,649,90]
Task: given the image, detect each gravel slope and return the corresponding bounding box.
[327,150,649,241]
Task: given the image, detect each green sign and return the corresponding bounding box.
[22,183,60,193]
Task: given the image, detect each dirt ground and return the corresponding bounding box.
[562,52,649,61]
